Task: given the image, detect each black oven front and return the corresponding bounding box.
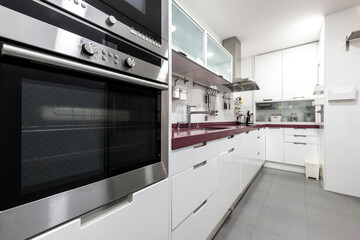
[0,3,168,240]
[0,0,169,59]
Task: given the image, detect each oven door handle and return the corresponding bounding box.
[0,44,168,90]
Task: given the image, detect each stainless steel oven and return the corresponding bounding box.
[0,4,168,240]
[0,0,169,58]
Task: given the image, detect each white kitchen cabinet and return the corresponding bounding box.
[265,128,284,163]
[284,142,317,166]
[254,51,283,102]
[172,155,219,229]
[284,128,318,136]
[237,129,266,160]
[172,191,219,240]
[282,43,318,99]
[219,147,241,216]
[31,179,169,240]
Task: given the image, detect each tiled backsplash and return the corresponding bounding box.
[171,80,253,123]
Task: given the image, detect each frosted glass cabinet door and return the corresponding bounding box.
[206,35,232,82]
[172,2,205,65]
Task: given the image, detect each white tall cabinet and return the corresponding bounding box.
[282,43,318,99]
[254,51,283,102]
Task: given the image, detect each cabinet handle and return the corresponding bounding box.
[245,131,249,134]
[193,142,207,149]
[257,136,260,139]
[263,99,273,101]
[293,96,305,99]
[193,161,207,170]
[228,135,234,139]
[294,135,307,138]
[193,200,207,214]
[178,51,187,57]
[81,194,133,226]
[294,142,306,145]
[257,152,261,155]
[228,148,235,153]
[294,128,306,130]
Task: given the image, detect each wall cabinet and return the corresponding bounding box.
[31,179,169,240]
[265,128,284,163]
[282,43,318,99]
[254,43,318,102]
[206,34,232,81]
[172,2,205,64]
[254,51,283,102]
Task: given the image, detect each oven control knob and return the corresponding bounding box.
[107,15,117,25]
[124,57,136,68]
[82,42,96,56]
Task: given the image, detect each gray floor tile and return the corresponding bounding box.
[256,207,309,240]
[267,183,306,202]
[241,188,269,206]
[308,222,360,240]
[304,178,323,192]
[306,188,354,216]
[214,220,255,240]
[307,203,360,238]
[232,201,263,225]
[345,195,360,216]
[264,195,307,219]
[250,227,288,240]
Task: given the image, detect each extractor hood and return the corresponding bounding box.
[222,37,260,92]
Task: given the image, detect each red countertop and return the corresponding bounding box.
[172,122,320,150]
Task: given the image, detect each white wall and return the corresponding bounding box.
[323,5,360,197]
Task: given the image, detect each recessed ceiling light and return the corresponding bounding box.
[171,25,177,32]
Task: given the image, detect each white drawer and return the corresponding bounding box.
[171,138,223,176]
[284,142,317,166]
[172,156,219,229]
[284,135,318,144]
[284,128,318,136]
[172,191,219,240]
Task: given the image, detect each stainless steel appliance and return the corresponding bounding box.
[0,2,168,239]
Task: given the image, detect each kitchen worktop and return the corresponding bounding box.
[172,122,319,150]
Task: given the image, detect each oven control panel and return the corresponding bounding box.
[41,0,168,58]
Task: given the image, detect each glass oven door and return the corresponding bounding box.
[0,43,167,215]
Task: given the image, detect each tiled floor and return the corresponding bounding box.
[214,168,360,240]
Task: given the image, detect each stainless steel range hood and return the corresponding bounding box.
[222,37,260,92]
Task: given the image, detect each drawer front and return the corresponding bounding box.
[172,156,219,229]
[284,128,318,136]
[238,129,265,160]
[172,191,219,240]
[284,135,318,144]
[284,142,317,166]
[171,138,223,176]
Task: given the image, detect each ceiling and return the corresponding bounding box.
[181,0,360,58]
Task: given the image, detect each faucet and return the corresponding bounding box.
[187,105,209,128]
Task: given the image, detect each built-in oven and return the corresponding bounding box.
[0,0,169,58]
[0,4,168,240]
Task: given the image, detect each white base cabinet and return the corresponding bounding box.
[31,179,170,240]
[284,142,318,166]
[172,155,219,229]
[265,128,284,163]
[172,191,220,240]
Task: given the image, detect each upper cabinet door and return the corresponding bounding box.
[206,35,233,82]
[282,43,318,100]
[254,51,283,102]
[172,2,205,65]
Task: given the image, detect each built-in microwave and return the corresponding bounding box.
[0,3,168,240]
[0,0,169,59]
